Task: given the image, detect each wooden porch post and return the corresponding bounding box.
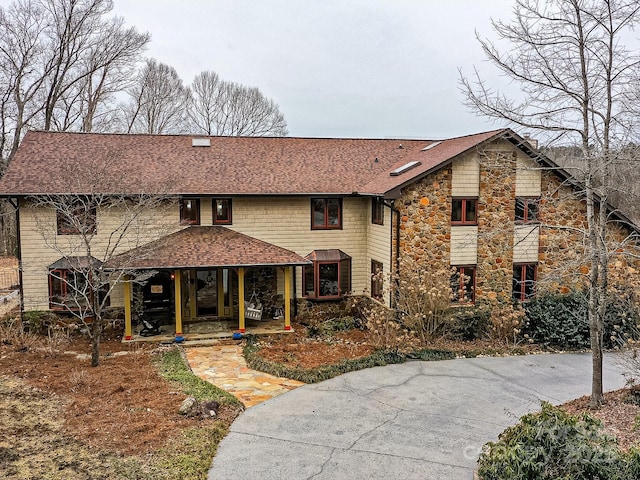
[217,269,224,317]
[123,277,133,340]
[238,267,246,333]
[284,266,292,330]
[174,270,184,342]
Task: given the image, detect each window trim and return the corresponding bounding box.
[515,197,540,224]
[512,263,537,302]
[451,197,478,226]
[180,198,201,225]
[213,198,232,225]
[371,260,383,299]
[48,269,89,311]
[311,198,343,230]
[303,250,351,300]
[56,204,97,236]
[450,265,476,304]
[371,197,384,225]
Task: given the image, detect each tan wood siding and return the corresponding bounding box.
[451,154,479,197]
[515,154,542,196]
[513,225,540,263]
[450,226,478,265]
[367,203,392,303]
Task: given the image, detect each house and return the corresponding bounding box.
[0,129,638,340]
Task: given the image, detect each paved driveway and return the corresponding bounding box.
[209,353,627,480]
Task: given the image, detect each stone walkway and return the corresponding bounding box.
[185,344,304,408]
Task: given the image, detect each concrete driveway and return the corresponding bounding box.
[209,353,627,480]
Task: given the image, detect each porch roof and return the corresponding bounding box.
[108,226,310,270]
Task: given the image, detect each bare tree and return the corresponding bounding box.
[123,58,188,134]
[188,70,288,136]
[460,0,640,407]
[28,151,177,366]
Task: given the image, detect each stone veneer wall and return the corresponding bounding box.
[476,151,516,303]
[394,167,452,273]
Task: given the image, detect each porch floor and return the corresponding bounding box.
[123,318,292,345]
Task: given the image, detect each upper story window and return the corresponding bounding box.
[515,197,539,224]
[180,198,200,225]
[450,265,476,304]
[303,249,351,299]
[372,197,384,225]
[311,198,342,229]
[513,263,537,302]
[451,198,478,225]
[56,200,96,235]
[213,198,232,225]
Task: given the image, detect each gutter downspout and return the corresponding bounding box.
[383,199,400,308]
[8,197,23,321]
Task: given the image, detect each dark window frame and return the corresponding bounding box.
[180,198,201,225]
[213,198,232,225]
[56,203,97,235]
[451,197,478,226]
[372,197,384,225]
[303,258,351,300]
[450,265,476,304]
[512,263,537,302]
[515,197,540,224]
[48,269,90,311]
[371,260,383,299]
[311,198,343,230]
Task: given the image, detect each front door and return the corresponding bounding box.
[196,269,217,316]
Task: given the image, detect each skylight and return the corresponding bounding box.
[421,141,442,151]
[390,161,421,176]
[192,138,211,147]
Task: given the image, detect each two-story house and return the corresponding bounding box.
[0,129,637,341]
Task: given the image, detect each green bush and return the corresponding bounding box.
[523,291,639,349]
[450,305,490,341]
[477,402,624,480]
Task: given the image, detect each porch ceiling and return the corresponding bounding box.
[107,226,310,270]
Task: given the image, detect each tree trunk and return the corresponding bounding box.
[90,314,102,367]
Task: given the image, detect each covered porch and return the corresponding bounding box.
[109,226,309,342]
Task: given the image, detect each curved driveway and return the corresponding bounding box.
[209,353,626,480]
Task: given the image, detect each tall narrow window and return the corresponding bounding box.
[371,260,383,299]
[450,266,476,303]
[180,198,200,225]
[311,198,342,229]
[372,197,384,225]
[213,198,232,224]
[451,198,478,225]
[515,197,539,223]
[513,263,537,301]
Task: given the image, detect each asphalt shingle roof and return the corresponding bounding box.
[0,129,507,196]
[107,226,310,269]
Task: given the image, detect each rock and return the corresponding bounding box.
[179,396,199,417]
[202,400,220,418]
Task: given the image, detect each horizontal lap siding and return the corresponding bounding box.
[514,225,540,263]
[367,205,392,303]
[451,154,479,197]
[515,154,542,196]
[450,226,478,265]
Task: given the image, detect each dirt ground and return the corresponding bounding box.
[1,312,638,478]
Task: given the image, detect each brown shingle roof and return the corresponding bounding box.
[0,129,507,196]
[107,226,310,269]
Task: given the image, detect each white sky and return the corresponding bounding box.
[110,0,518,139]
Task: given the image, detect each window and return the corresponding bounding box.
[513,263,537,301]
[49,269,90,311]
[451,198,478,225]
[450,266,476,304]
[311,198,342,229]
[371,260,383,299]
[180,198,200,225]
[213,198,232,225]
[303,250,351,299]
[372,197,384,225]
[515,197,539,223]
[56,202,96,235]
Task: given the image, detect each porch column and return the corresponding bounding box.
[238,267,246,333]
[174,270,184,341]
[284,266,292,331]
[123,277,132,340]
[217,269,224,317]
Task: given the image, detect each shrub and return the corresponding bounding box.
[523,291,639,350]
[450,306,490,340]
[477,402,623,480]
